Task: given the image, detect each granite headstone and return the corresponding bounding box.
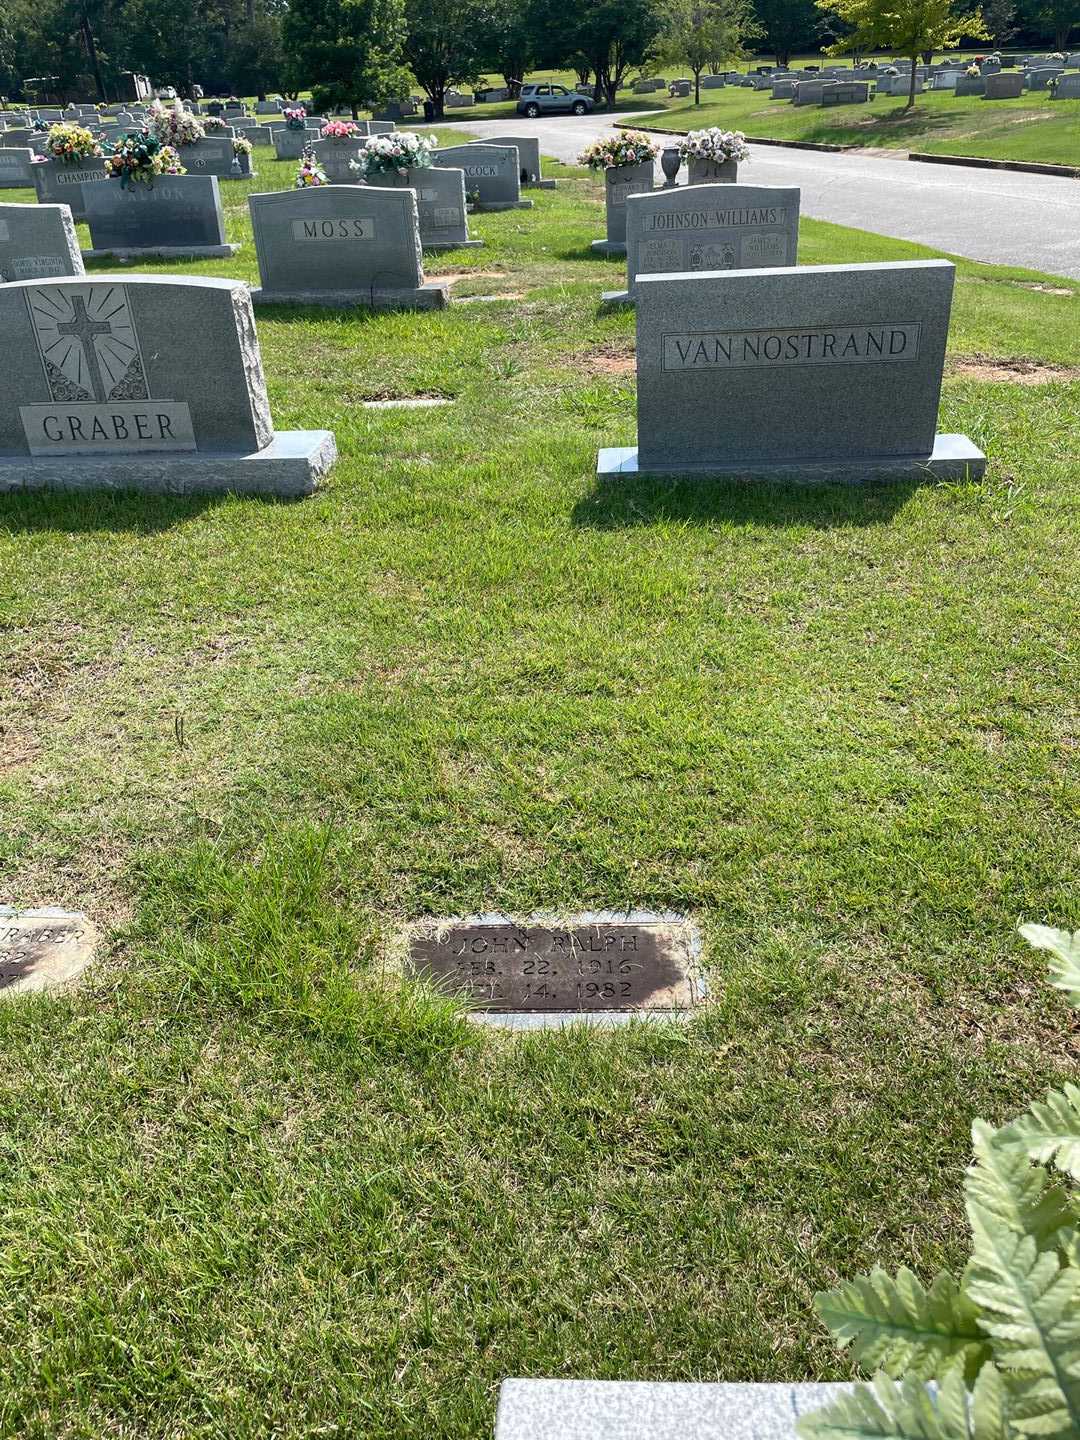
[0,148,36,189]
[83,174,237,259]
[248,183,449,309]
[31,157,110,221]
[0,201,83,281]
[432,144,532,211]
[472,134,556,188]
[597,259,986,483]
[0,275,335,494]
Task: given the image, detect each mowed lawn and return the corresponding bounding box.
[0,149,1078,1439]
[459,80,1080,168]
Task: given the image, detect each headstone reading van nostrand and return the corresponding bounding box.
[597,259,986,483]
[0,201,84,281]
[407,912,704,1028]
[0,275,335,495]
[603,183,801,306]
[248,184,449,309]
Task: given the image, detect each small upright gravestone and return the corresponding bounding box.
[0,275,336,495]
[407,912,704,1028]
[83,175,237,260]
[791,78,826,104]
[432,144,532,211]
[273,126,321,160]
[603,183,801,307]
[471,134,556,189]
[597,259,986,484]
[185,134,254,179]
[32,157,110,221]
[248,184,449,310]
[955,74,986,95]
[377,166,481,251]
[306,135,363,182]
[1051,73,1080,97]
[494,1382,851,1440]
[0,201,83,281]
[593,161,654,255]
[984,71,1025,98]
[0,148,37,190]
[821,80,870,104]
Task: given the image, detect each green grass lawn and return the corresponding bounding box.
[619,84,1080,167]
[0,150,1078,1439]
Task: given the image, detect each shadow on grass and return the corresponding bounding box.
[0,487,269,535]
[571,472,922,530]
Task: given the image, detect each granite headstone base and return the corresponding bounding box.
[83,243,239,260]
[494,1381,852,1439]
[597,434,987,484]
[250,282,449,310]
[0,430,336,497]
[591,239,628,256]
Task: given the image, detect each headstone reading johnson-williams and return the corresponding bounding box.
[0,201,84,282]
[248,184,449,309]
[603,183,801,306]
[407,912,704,1028]
[597,259,986,483]
[83,174,237,260]
[0,275,336,495]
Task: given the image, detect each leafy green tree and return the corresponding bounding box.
[819,0,988,108]
[652,0,756,102]
[530,0,665,108]
[403,0,488,117]
[981,0,1016,46]
[753,0,821,66]
[283,0,406,116]
[481,0,534,94]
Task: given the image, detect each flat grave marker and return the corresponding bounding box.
[0,274,335,495]
[0,907,97,996]
[407,911,704,1027]
[494,1381,852,1439]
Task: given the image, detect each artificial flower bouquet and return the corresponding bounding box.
[45,122,102,163]
[283,105,307,131]
[352,130,435,177]
[295,156,328,187]
[232,136,253,155]
[577,132,658,170]
[104,130,180,188]
[203,114,228,132]
[148,98,205,147]
[321,120,360,140]
[677,128,750,165]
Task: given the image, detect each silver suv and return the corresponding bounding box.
[516,83,594,118]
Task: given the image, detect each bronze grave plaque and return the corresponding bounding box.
[407,912,702,1016]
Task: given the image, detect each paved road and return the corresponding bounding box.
[454,112,1080,280]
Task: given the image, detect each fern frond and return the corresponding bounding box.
[969,1363,1009,1440]
[796,1371,977,1439]
[815,1267,991,1382]
[965,1122,1072,1251]
[997,1085,1080,1184]
[1018,924,1080,1010]
[965,1136,1080,1439]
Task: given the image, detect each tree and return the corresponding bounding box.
[652,0,755,103]
[819,0,988,109]
[283,0,406,116]
[752,0,821,66]
[1034,0,1077,46]
[481,0,534,94]
[981,0,1016,45]
[529,0,664,108]
[403,0,488,117]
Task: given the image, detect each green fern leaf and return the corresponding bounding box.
[1018,925,1080,1010]
[965,1122,1072,1252]
[965,1136,1080,1439]
[796,1371,977,1439]
[997,1086,1080,1184]
[815,1267,991,1382]
[969,1363,1009,1440]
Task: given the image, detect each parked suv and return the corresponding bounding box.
[516,83,594,117]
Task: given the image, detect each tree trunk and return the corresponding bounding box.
[694,66,701,104]
[778,48,790,66]
[907,52,918,108]
[79,4,107,100]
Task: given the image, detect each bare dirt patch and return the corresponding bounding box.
[432,269,510,286]
[1017,282,1075,297]
[948,354,1080,385]
[580,343,636,376]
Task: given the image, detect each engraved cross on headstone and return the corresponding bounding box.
[56,295,114,401]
